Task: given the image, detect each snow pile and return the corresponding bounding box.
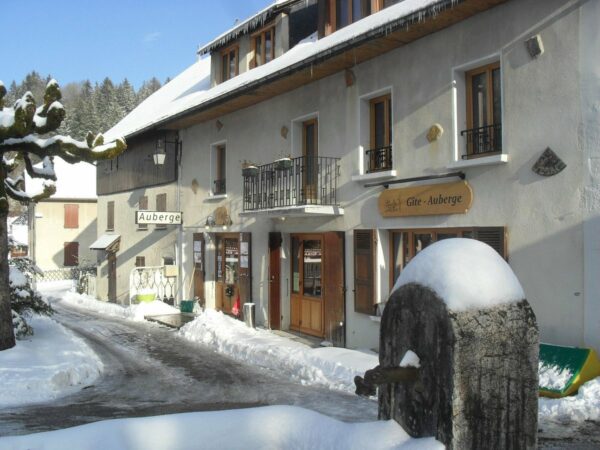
[9,264,28,287]
[539,378,600,422]
[539,363,574,391]
[0,405,443,450]
[399,350,421,368]
[393,238,525,311]
[57,290,179,321]
[179,310,377,393]
[0,315,102,407]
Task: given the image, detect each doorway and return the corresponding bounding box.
[269,232,282,330]
[289,232,345,345]
[215,234,240,313]
[108,252,117,303]
[192,233,205,306]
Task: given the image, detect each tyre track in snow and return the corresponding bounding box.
[0,302,377,436]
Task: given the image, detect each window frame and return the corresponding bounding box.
[325,0,379,35]
[107,201,115,231]
[211,142,227,196]
[367,93,392,173]
[251,26,275,68]
[388,227,507,289]
[135,256,146,267]
[464,61,502,158]
[63,241,79,267]
[155,193,167,230]
[220,45,239,82]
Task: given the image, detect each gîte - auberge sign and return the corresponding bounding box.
[378,181,473,217]
[136,211,183,225]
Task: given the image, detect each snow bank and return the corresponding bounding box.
[0,315,102,407]
[393,238,525,311]
[539,379,600,422]
[179,310,377,393]
[0,405,443,450]
[57,290,179,321]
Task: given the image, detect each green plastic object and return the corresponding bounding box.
[539,343,600,397]
[180,300,195,313]
[137,293,156,303]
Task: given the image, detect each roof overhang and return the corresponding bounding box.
[126,0,507,139]
[90,234,121,252]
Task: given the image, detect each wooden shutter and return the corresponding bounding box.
[238,232,252,305]
[471,227,507,259]
[107,201,114,230]
[64,242,79,267]
[135,256,145,267]
[156,193,167,229]
[64,204,79,229]
[354,229,375,315]
[324,231,345,347]
[138,196,148,230]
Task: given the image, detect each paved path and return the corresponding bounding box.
[0,302,377,436]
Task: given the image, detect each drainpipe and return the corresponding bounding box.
[176,134,184,304]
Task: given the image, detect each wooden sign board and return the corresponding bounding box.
[378,181,473,217]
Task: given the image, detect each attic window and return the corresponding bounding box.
[325,0,375,35]
[221,46,239,82]
[252,26,275,68]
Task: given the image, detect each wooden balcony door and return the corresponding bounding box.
[302,118,318,202]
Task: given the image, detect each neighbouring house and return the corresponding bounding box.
[99,0,600,352]
[8,213,28,258]
[27,158,98,273]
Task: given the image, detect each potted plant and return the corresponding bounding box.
[241,160,259,177]
[274,155,292,170]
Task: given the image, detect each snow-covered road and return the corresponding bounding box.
[0,301,377,437]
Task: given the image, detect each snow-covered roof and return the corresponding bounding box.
[392,238,525,311]
[90,233,120,250]
[24,156,97,200]
[105,0,454,142]
[197,0,301,56]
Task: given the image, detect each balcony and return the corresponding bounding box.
[460,123,502,159]
[366,145,393,173]
[241,156,343,217]
[213,179,226,195]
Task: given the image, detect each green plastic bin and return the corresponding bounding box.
[180,300,195,313]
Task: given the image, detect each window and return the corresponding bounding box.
[107,201,114,231]
[212,144,227,195]
[135,256,145,267]
[156,193,167,229]
[324,0,388,35]
[354,230,375,314]
[64,242,79,267]
[367,94,392,173]
[252,27,275,68]
[64,204,79,229]
[138,196,148,230]
[462,62,501,158]
[389,227,506,288]
[221,46,239,82]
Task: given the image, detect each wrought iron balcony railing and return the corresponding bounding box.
[213,178,226,195]
[366,145,393,173]
[242,156,340,212]
[460,123,502,159]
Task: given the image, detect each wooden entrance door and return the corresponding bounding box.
[290,234,324,337]
[108,252,117,303]
[302,118,318,202]
[269,232,282,330]
[192,233,205,306]
[215,234,240,314]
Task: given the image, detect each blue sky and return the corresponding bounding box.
[3,0,274,90]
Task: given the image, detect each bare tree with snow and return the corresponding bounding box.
[0,79,126,351]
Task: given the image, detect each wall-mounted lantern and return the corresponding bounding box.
[154,135,182,166]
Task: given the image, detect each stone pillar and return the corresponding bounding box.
[378,283,539,450]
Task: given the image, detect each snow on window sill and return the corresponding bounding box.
[204,194,228,202]
[448,154,508,169]
[351,170,397,183]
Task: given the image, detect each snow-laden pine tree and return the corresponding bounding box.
[0,78,126,350]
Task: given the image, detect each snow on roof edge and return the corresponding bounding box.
[109,0,464,141]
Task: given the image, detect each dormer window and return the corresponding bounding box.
[221,46,239,82]
[252,27,275,68]
[323,0,399,35]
